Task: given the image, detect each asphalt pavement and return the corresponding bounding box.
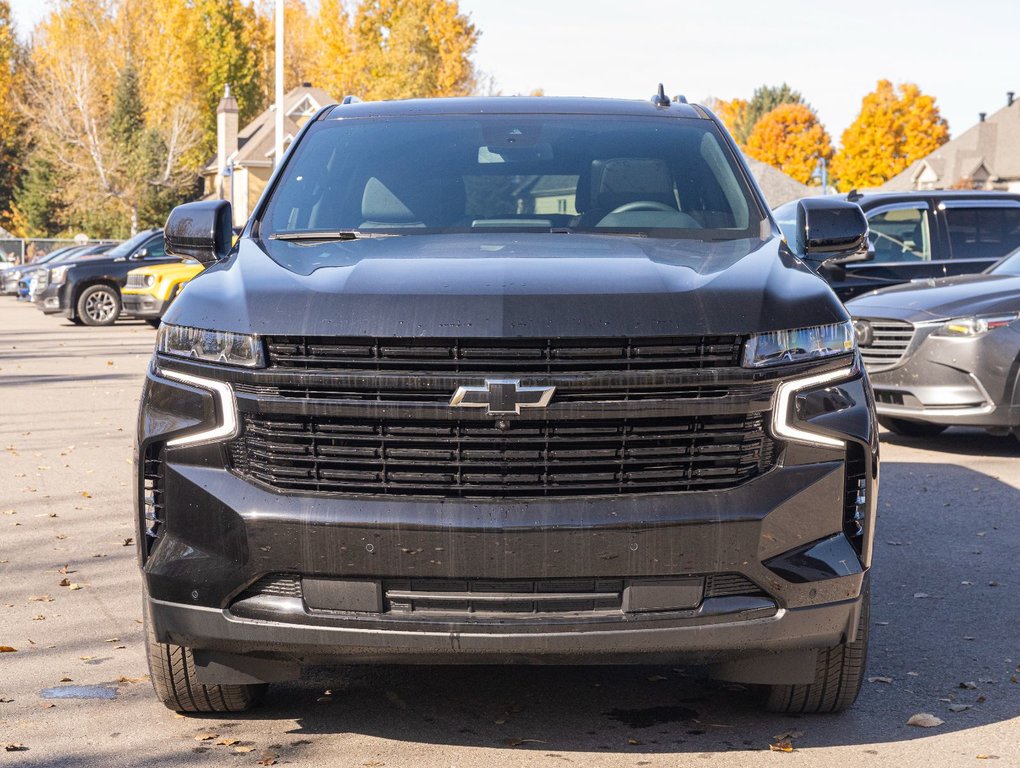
[1,298,1018,768]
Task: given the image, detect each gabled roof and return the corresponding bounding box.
[742,156,813,207]
[204,85,334,173]
[881,98,1020,190]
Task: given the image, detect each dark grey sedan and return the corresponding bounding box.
[846,249,1020,440]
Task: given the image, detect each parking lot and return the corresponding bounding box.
[1,298,1019,768]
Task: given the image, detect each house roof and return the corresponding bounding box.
[742,156,813,208]
[881,98,1020,190]
[204,85,335,173]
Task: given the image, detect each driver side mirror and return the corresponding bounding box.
[130,248,148,260]
[795,198,871,266]
[165,200,233,265]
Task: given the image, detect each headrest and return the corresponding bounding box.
[361,175,465,225]
[580,158,675,212]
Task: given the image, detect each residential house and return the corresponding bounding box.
[882,92,1020,192]
[204,84,334,226]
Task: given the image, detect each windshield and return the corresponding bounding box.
[992,247,1020,276]
[260,115,764,241]
[105,230,157,259]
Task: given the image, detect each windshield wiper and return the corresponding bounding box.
[268,230,401,242]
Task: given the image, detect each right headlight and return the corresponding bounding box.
[932,313,1019,337]
[156,324,265,367]
[49,265,70,286]
[743,321,855,368]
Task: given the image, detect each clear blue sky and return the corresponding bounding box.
[12,0,1019,141]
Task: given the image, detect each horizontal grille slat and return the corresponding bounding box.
[231,412,774,498]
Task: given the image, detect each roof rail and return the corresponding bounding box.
[672,94,688,104]
[341,95,362,105]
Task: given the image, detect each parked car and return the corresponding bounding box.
[138,94,879,715]
[774,191,1020,301]
[25,243,116,302]
[122,259,204,327]
[35,229,175,325]
[846,247,1020,440]
[3,246,78,296]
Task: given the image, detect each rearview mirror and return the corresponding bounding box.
[165,200,233,265]
[795,198,870,265]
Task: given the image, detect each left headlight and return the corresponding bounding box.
[932,313,1020,337]
[743,321,855,368]
[49,265,70,285]
[144,274,156,287]
[156,323,265,367]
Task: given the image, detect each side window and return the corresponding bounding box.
[866,207,931,263]
[143,237,166,259]
[944,206,1020,260]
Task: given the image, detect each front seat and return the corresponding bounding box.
[574,158,698,230]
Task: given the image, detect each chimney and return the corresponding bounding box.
[1009,91,1015,107]
[979,112,986,123]
[217,84,239,192]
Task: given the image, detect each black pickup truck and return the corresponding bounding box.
[137,94,878,715]
[35,229,176,325]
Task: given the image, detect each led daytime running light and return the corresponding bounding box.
[773,365,855,448]
[161,369,238,447]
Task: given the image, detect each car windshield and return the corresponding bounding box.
[104,230,156,258]
[260,114,764,242]
[991,247,1020,275]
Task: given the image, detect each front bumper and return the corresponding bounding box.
[123,292,169,318]
[864,322,1020,427]
[35,282,68,314]
[137,355,878,675]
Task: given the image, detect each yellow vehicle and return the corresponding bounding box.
[122,259,203,327]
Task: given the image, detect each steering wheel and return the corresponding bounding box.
[607,200,676,215]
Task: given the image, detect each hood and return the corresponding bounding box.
[846,273,1020,322]
[130,262,203,280]
[164,233,847,338]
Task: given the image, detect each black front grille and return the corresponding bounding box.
[230,412,775,498]
[265,335,745,374]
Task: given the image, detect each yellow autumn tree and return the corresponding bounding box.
[0,0,25,222]
[305,0,354,97]
[349,0,478,100]
[745,103,834,185]
[832,80,949,190]
[714,98,750,144]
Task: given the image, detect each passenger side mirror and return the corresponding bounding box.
[795,198,871,266]
[131,248,148,260]
[165,201,233,265]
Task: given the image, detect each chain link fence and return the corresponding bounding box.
[0,238,121,267]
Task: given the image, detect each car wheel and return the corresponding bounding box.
[145,612,266,713]
[877,417,947,438]
[763,583,869,714]
[76,285,121,326]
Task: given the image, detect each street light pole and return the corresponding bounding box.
[274,0,284,168]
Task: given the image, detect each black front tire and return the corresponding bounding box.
[878,416,947,438]
[145,613,266,713]
[76,284,121,326]
[763,585,869,714]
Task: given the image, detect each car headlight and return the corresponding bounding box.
[743,321,855,368]
[933,313,1019,337]
[144,274,156,287]
[49,266,70,285]
[156,324,265,367]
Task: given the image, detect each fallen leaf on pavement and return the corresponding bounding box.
[503,738,547,747]
[68,583,82,590]
[103,638,119,643]
[81,491,91,498]
[868,676,893,684]
[216,738,239,746]
[258,753,279,766]
[194,733,219,742]
[769,741,795,752]
[58,578,70,587]
[907,713,944,728]
[913,592,930,599]
[117,676,148,684]
[948,704,972,712]
[59,677,72,683]
[233,745,257,753]
[960,681,978,689]
[29,595,53,602]
[0,646,16,653]
[627,738,640,745]
[976,755,999,760]
[122,538,133,546]
[3,743,28,752]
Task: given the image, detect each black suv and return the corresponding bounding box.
[36,229,175,325]
[137,95,878,715]
[775,191,1020,300]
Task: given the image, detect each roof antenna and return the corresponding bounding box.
[651,83,671,107]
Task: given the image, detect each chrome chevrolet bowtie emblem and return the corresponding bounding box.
[449,379,556,414]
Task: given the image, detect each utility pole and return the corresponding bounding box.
[274,0,284,168]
